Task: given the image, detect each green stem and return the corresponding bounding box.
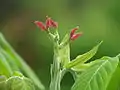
[50,65,61,90]
[49,30,62,90]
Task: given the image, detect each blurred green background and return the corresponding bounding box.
[0,0,120,90]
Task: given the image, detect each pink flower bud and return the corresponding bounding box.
[34,21,46,31]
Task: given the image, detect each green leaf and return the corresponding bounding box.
[6,76,35,90]
[12,71,24,77]
[71,56,119,90]
[0,48,19,71]
[60,33,69,46]
[71,63,92,72]
[0,75,7,90]
[0,52,12,77]
[65,41,103,68]
[59,34,70,66]
[106,66,120,90]
[0,33,45,90]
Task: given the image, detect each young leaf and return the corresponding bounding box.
[71,63,92,72]
[60,33,69,47]
[0,33,45,90]
[71,56,119,90]
[59,34,70,66]
[65,41,103,68]
[6,76,35,90]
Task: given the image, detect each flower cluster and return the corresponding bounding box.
[34,16,82,41]
[34,16,58,31]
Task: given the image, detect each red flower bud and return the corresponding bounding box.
[46,16,58,28]
[70,27,79,38]
[70,26,82,40]
[70,33,82,40]
[34,21,46,31]
[50,19,58,28]
[34,16,58,31]
[46,17,52,29]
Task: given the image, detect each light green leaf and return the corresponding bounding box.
[65,41,103,68]
[0,48,19,71]
[0,52,12,77]
[6,76,35,90]
[59,34,70,66]
[0,33,45,90]
[60,33,69,46]
[12,71,24,77]
[72,63,92,72]
[106,66,120,90]
[71,56,119,90]
[0,75,7,90]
